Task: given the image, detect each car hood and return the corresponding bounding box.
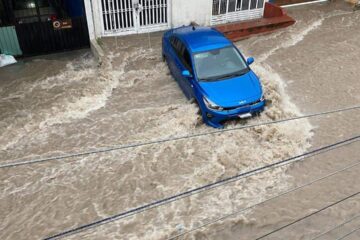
[199,70,262,108]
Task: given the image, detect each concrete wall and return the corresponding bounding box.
[84,0,95,40]
[170,0,213,27]
[92,0,103,38]
[84,0,103,39]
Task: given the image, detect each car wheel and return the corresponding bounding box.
[191,99,202,116]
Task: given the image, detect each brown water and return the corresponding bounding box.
[1,2,360,240]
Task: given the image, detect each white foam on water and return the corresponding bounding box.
[32,30,314,240]
[258,18,324,62]
[257,9,353,63]
[59,52,314,240]
[0,50,141,151]
[86,13,324,240]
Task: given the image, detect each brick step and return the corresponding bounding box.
[216,3,296,41]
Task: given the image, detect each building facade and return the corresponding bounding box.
[85,0,269,39]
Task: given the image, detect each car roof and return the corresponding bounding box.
[173,26,232,53]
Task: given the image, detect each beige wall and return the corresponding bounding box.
[170,0,213,27]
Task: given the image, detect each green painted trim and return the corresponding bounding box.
[0,26,23,56]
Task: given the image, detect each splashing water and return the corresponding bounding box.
[5,6,358,240]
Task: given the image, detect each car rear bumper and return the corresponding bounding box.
[203,99,266,128]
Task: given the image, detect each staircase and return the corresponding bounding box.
[216,3,296,42]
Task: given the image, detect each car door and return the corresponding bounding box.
[178,46,195,99]
[168,36,194,99]
[166,36,179,76]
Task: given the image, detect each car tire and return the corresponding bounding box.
[193,100,204,127]
[192,99,202,116]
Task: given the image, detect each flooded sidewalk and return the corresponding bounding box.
[1,1,360,240]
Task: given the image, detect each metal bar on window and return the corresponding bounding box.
[151,0,155,25]
[144,0,148,25]
[218,0,221,15]
[155,0,158,24]
[110,0,114,31]
[129,0,133,27]
[158,0,161,24]
[159,0,162,23]
[162,0,165,23]
[103,0,109,31]
[165,0,167,23]
[139,0,142,26]
[130,0,133,28]
[125,0,129,28]
[114,0,118,29]
[113,0,117,30]
[142,0,145,26]
[163,0,166,23]
[119,0,124,28]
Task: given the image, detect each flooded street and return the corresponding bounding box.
[1,1,360,240]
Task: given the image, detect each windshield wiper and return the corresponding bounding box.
[200,68,250,82]
[200,76,220,81]
[215,69,250,81]
[228,69,249,77]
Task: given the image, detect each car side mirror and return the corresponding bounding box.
[247,57,254,65]
[182,70,192,78]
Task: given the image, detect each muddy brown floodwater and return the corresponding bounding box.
[1,1,360,240]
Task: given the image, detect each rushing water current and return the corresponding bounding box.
[1,2,360,240]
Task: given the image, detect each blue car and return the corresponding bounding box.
[162,26,266,128]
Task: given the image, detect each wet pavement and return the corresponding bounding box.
[1,1,360,240]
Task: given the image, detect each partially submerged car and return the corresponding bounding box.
[162,26,265,128]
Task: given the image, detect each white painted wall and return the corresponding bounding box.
[84,0,95,40]
[92,0,103,38]
[86,0,215,38]
[84,0,103,39]
[89,0,214,37]
[170,0,213,27]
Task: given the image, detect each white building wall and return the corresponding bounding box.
[84,0,95,40]
[92,0,103,38]
[89,0,268,38]
[88,0,214,38]
[84,0,104,39]
[170,0,212,27]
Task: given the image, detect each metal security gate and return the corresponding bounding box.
[101,0,169,36]
[211,0,265,25]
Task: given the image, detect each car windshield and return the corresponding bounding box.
[193,46,249,81]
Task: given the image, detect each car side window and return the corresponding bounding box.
[170,36,181,54]
[170,36,193,72]
[170,36,175,48]
[176,40,184,56]
[182,49,192,71]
